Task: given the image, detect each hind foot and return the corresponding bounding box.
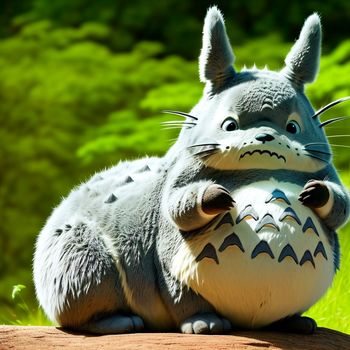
[265,315,317,334]
[180,312,232,334]
[77,314,144,334]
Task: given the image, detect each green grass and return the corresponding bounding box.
[2,285,53,326]
[305,226,350,334]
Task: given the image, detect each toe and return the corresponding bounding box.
[222,318,232,332]
[131,315,144,332]
[180,321,194,334]
[206,314,224,334]
[299,316,317,334]
[193,319,210,334]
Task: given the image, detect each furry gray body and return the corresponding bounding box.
[34,7,349,334]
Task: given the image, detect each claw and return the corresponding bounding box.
[299,180,329,208]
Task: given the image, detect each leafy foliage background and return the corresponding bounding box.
[0,0,349,329]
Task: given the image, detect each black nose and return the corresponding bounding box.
[255,133,275,143]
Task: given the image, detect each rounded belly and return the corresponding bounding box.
[171,179,335,328]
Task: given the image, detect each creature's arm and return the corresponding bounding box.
[299,169,350,230]
[163,181,234,232]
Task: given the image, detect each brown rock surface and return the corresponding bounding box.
[0,326,350,350]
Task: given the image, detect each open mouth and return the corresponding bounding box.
[239,149,286,163]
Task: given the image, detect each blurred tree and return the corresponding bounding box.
[0,0,32,37]
[1,0,350,56]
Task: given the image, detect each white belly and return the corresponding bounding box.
[171,179,335,328]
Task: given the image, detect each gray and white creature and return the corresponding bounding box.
[34,7,350,335]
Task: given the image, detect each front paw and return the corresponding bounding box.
[180,312,232,334]
[298,180,330,209]
[202,184,235,215]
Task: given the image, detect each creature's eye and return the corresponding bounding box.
[222,118,239,132]
[286,120,301,134]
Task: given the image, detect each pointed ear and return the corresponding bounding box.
[199,6,235,94]
[282,13,322,88]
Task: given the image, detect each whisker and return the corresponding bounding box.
[312,96,350,119]
[328,144,350,149]
[192,146,219,154]
[161,121,197,126]
[319,116,350,128]
[188,143,221,149]
[323,126,349,129]
[161,126,192,130]
[305,142,350,148]
[326,135,350,138]
[192,149,220,158]
[161,124,196,129]
[330,145,350,149]
[304,142,328,147]
[302,148,332,156]
[161,110,198,121]
[304,153,329,163]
